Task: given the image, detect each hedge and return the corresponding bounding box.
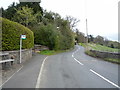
[1,17,34,51]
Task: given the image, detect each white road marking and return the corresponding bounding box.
[36,56,48,88]
[72,54,74,58]
[90,69,120,89]
[72,46,84,65]
[0,65,23,88]
[74,58,84,65]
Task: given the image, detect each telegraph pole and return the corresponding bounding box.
[86,19,88,43]
[86,19,88,50]
[85,0,89,50]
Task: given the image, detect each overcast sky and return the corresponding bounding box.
[0,0,119,41]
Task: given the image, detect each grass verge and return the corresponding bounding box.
[85,49,120,64]
[39,48,74,55]
[104,58,120,64]
[85,50,97,57]
[80,43,120,64]
[79,43,119,52]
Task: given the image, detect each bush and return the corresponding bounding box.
[30,23,74,50]
[1,17,34,51]
[31,24,57,50]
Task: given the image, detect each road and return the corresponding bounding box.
[1,45,120,88]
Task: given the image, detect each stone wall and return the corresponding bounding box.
[90,50,120,59]
[2,49,32,64]
[33,45,49,53]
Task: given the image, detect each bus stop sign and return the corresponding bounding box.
[21,35,26,40]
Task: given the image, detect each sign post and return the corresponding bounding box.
[20,35,26,64]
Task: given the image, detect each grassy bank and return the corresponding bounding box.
[104,58,120,64]
[79,43,119,52]
[39,48,74,55]
[85,50,120,64]
[80,43,120,64]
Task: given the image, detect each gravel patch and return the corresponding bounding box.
[1,64,22,86]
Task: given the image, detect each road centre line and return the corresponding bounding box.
[72,46,84,65]
[90,69,120,89]
[73,46,119,88]
[0,65,23,88]
[74,58,84,65]
[36,56,48,88]
[72,54,74,58]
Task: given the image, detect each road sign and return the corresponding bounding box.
[21,35,26,40]
[20,35,26,64]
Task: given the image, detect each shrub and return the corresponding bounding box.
[30,23,74,50]
[1,17,34,51]
[31,24,58,50]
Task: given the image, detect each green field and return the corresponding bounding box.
[80,43,119,52]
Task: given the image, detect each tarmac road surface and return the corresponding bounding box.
[2,45,120,88]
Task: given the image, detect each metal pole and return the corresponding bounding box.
[20,35,22,64]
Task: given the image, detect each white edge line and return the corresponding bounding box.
[90,69,120,89]
[0,65,23,88]
[36,56,48,88]
[74,58,84,65]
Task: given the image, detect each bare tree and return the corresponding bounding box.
[65,16,80,31]
[94,35,104,45]
[76,29,86,43]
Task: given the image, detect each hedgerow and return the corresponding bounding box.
[1,17,34,51]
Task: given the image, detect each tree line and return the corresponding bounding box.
[2,1,118,51]
[75,29,120,49]
[1,2,79,50]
